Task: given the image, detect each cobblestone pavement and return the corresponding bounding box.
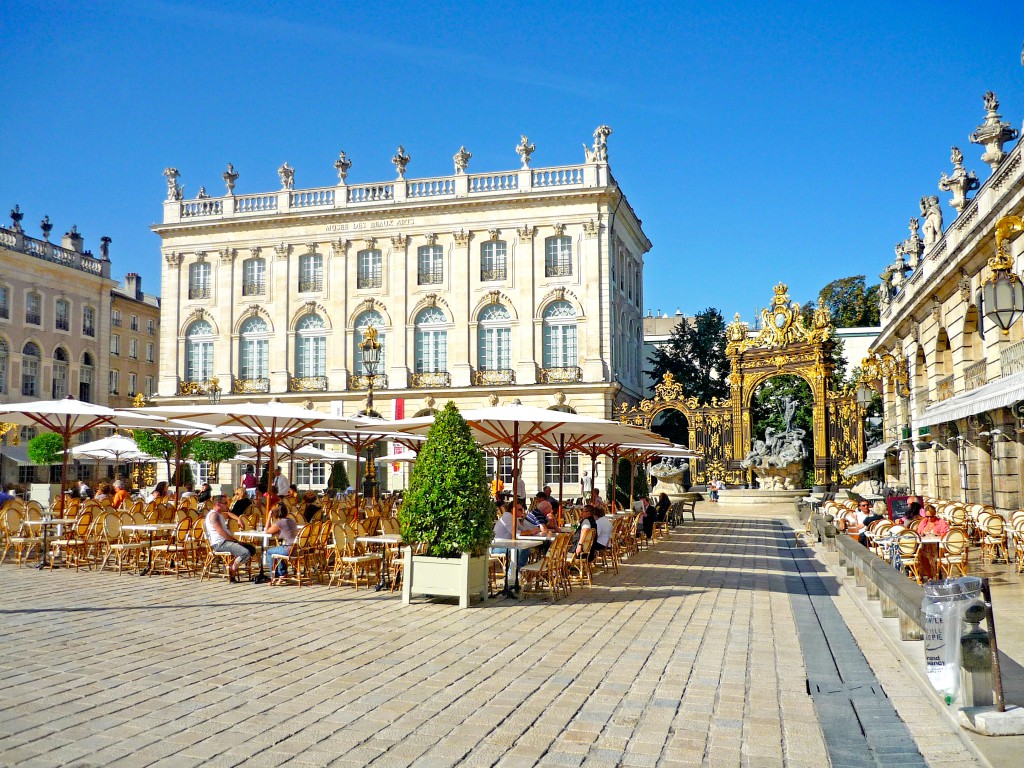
[0,506,981,767]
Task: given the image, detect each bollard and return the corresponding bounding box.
[960,602,994,707]
[823,515,837,552]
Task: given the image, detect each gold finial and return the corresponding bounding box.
[131,392,148,408]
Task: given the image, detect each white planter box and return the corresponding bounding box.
[401,548,489,609]
[29,483,62,508]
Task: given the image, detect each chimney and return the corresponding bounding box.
[62,225,84,253]
[124,273,142,300]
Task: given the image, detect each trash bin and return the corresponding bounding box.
[923,576,983,704]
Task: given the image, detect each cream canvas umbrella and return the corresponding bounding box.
[68,433,151,482]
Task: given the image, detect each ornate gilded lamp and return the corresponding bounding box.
[207,377,222,405]
[359,326,382,499]
[983,216,1024,334]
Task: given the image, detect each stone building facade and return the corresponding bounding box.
[153,129,650,493]
[109,274,162,408]
[874,92,1024,507]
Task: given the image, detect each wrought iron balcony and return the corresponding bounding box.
[289,376,328,392]
[0,304,8,319]
[410,371,451,388]
[111,315,121,327]
[417,268,443,286]
[188,284,211,300]
[1001,338,1024,377]
[177,380,211,396]
[480,266,507,282]
[83,324,95,337]
[232,377,270,394]
[357,274,382,289]
[964,361,987,392]
[55,317,69,331]
[545,262,572,278]
[241,280,266,296]
[936,375,954,402]
[25,312,40,325]
[298,276,323,293]
[539,366,582,384]
[473,368,516,386]
[350,374,388,391]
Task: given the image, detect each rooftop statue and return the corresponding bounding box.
[939,146,980,212]
[334,151,352,183]
[515,135,535,168]
[583,125,612,163]
[163,167,183,201]
[278,162,295,190]
[453,146,472,174]
[391,146,411,179]
[222,163,239,194]
[920,195,943,247]
[969,91,1020,172]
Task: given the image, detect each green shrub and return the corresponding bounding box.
[607,457,650,507]
[27,432,64,465]
[329,461,349,491]
[398,402,495,557]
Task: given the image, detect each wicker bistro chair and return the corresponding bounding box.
[49,510,94,570]
[939,527,971,578]
[2,508,42,567]
[1012,518,1024,575]
[567,527,595,587]
[98,513,147,574]
[327,525,381,589]
[521,532,572,602]
[148,517,195,578]
[980,514,1009,564]
[897,531,924,584]
[271,523,317,587]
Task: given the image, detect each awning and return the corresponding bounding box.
[842,459,885,479]
[917,372,1024,428]
[0,445,32,465]
[865,440,897,461]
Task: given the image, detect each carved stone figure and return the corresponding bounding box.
[278,162,295,190]
[584,125,613,162]
[889,245,907,289]
[649,458,688,497]
[99,236,111,260]
[222,163,238,194]
[334,151,352,183]
[969,91,1020,172]
[40,215,53,240]
[938,146,981,212]
[163,167,183,201]
[9,204,23,233]
[391,146,411,179]
[897,217,923,270]
[740,396,808,490]
[196,187,209,199]
[453,146,471,174]
[515,135,535,168]
[920,195,943,247]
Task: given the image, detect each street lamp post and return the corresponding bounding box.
[359,327,382,501]
[207,377,222,405]
[983,216,1024,334]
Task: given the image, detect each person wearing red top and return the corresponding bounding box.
[918,504,950,537]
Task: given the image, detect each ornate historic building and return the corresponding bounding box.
[153,128,650,493]
[873,91,1024,507]
[0,210,160,485]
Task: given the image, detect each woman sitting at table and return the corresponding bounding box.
[111,480,130,509]
[573,505,598,559]
[93,482,114,503]
[229,486,253,521]
[301,490,320,523]
[917,504,949,537]
[146,481,169,505]
[196,482,213,504]
[264,502,298,579]
[591,507,613,561]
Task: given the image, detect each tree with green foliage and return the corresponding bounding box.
[328,461,350,493]
[172,463,194,488]
[27,432,63,466]
[398,402,495,558]
[648,308,730,403]
[189,439,238,482]
[814,275,880,328]
[133,430,194,484]
[607,457,650,508]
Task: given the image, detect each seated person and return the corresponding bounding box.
[491,502,536,589]
[901,496,923,526]
[264,502,298,578]
[229,486,253,521]
[591,507,614,561]
[838,499,872,534]
[857,501,887,547]
[196,482,213,504]
[287,484,300,502]
[93,483,114,503]
[302,490,320,523]
[178,483,197,500]
[541,485,561,515]
[917,504,950,537]
[526,492,554,533]
[110,480,130,509]
[641,496,657,540]
[204,495,256,583]
[572,505,598,558]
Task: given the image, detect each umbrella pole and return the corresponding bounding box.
[511,422,520,542]
[353,444,361,522]
[610,447,618,515]
[268,441,277,527]
[557,436,566,528]
[629,455,635,511]
[590,452,599,505]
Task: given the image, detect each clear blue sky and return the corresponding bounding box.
[2,1,1022,323]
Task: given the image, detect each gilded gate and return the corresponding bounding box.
[620,283,864,485]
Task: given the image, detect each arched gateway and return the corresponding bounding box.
[620,283,865,485]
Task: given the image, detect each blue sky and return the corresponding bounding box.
[1,1,1022,322]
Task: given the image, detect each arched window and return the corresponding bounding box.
[354,310,386,375]
[239,317,270,381]
[417,245,443,285]
[52,347,69,399]
[295,313,326,379]
[0,340,8,395]
[242,257,266,296]
[480,241,507,281]
[21,342,41,396]
[185,320,214,383]
[542,301,577,368]
[414,307,448,373]
[25,292,41,325]
[188,261,211,299]
[80,352,94,402]
[477,304,511,371]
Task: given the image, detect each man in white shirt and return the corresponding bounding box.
[272,467,290,498]
[515,475,526,503]
[491,501,536,596]
[580,471,593,499]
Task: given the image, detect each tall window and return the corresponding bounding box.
[485,455,514,483]
[109,369,119,394]
[477,304,511,371]
[545,236,572,277]
[52,348,69,399]
[239,317,270,381]
[0,285,9,319]
[414,307,448,373]
[111,308,121,327]
[542,300,578,368]
[295,313,327,378]
[128,372,137,396]
[147,318,155,335]
[80,352,94,402]
[129,339,138,359]
[298,253,323,292]
[242,257,266,296]
[481,241,507,281]
[188,262,211,299]
[146,342,154,362]
[110,334,120,356]
[130,315,139,331]
[25,292,41,325]
[145,376,154,397]
[295,462,328,487]
[55,299,70,331]
[21,342,40,396]
[185,319,214,383]
[353,310,386,375]
[82,306,95,336]
[0,340,8,394]
[357,249,382,289]
[544,452,580,485]
[417,245,443,285]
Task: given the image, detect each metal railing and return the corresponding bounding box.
[409,371,451,388]
[25,312,40,325]
[417,268,443,285]
[0,304,7,319]
[349,374,388,391]
[357,274,382,289]
[545,262,572,278]
[298,277,323,293]
[936,375,954,402]
[480,266,507,282]
[187,285,211,300]
[241,280,265,296]
[288,376,328,392]
[177,380,210,396]
[473,368,515,386]
[232,377,270,394]
[55,317,69,331]
[964,360,988,392]
[1000,338,1024,377]
[83,324,95,337]
[539,366,582,384]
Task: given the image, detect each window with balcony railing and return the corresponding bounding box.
[357,249,382,289]
[130,315,139,331]
[83,306,95,337]
[0,286,8,319]
[480,241,507,282]
[298,253,323,293]
[188,284,211,299]
[544,236,572,277]
[242,280,266,296]
[188,261,211,300]
[111,309,121,326]
[26,292,41,325]
[298,276,323,293]
[55,299,69,331]
[417,245,443,285]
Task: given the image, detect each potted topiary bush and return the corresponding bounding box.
[399,401,495,608]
